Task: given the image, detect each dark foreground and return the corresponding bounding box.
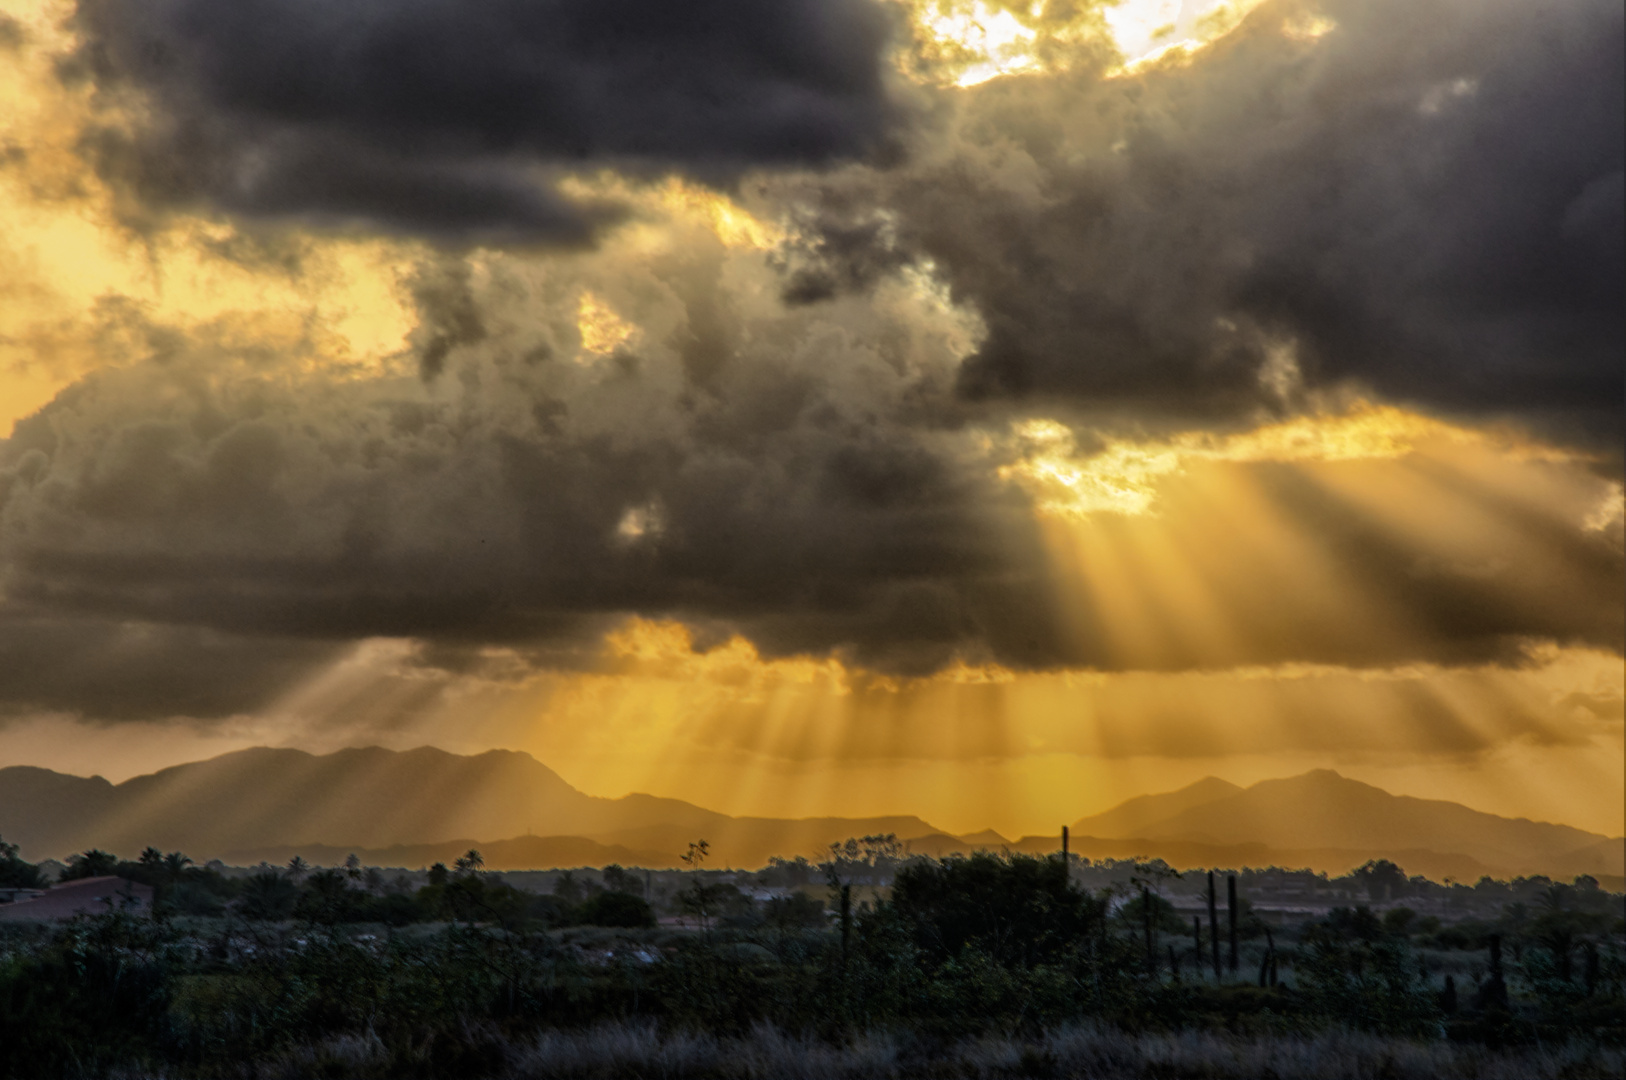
[2,849,1621,1078]
[233,1024,1626,1080]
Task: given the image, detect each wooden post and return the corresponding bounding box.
[1207,871,1221,981]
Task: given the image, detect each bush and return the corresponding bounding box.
[576,891,656,928]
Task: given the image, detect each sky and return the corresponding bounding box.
[0,0,1621,840]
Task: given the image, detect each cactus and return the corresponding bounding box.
[1207,871,1221,981]
[1228,874,1239,973]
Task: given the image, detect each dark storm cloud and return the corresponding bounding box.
[64,0,905,241]
[0,276,1042,707]
[786,0,1624,436]
[2,256,1620,729]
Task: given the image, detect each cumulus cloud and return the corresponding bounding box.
[784,0,1624,435]
[1,230,1619,725]
[63,0,907,241]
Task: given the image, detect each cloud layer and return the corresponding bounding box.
[0,0,1619,729]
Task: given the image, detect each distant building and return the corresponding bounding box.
[0,876,153,921]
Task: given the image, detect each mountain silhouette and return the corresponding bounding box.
[1073,769,1622,880]
[1071,776,1243,839]
[1,749,1618,880]
[0,746,936,868]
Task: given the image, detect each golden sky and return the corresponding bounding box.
[0,0,1621,841]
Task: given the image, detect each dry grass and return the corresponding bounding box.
[224,1022,1626,1079]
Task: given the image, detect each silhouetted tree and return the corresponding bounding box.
[238,869,299,920]
[576,891,655,927]
[553,870,583,906]
[1355,859,1408,903]
[886,853,1103,969]
[0,835,44,889]
[161,851,193,883]
[60,849,119,881]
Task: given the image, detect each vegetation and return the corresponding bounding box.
[0,837,1620,1078]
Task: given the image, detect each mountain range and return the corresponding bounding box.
[0,747,1619,883]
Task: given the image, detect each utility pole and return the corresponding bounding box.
[1207,871,1221,981]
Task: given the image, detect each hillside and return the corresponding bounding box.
[1071,776,1242,839]
[0,745,937,867]
[1,749,1618,880]
[1068,770,1623,880]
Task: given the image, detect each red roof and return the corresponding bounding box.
[0,876,153,921]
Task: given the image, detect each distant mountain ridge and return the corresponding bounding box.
[1070,769,1623,881]
[1071,776,1243,839]
[0,747,1619,881]
[0,746,938,869]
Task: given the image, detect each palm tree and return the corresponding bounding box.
[162,851,194,883]
[287,855,309,881]
[238,870,300,921]
[454,849,484,875]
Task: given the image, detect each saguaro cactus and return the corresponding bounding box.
[1207,871,1221,980]
[1227,874,1239,973]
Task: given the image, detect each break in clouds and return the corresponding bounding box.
[0,0,1621,723]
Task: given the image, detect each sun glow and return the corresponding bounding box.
[421,619,1624,838]
[575,291,638,356]
[998,404,1567,520]
[901,0,1278,87]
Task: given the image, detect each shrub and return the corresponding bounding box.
[576,891,656,928]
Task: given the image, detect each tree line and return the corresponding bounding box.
[0,837,1620,1077]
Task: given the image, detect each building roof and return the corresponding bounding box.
[0,876,152,921]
